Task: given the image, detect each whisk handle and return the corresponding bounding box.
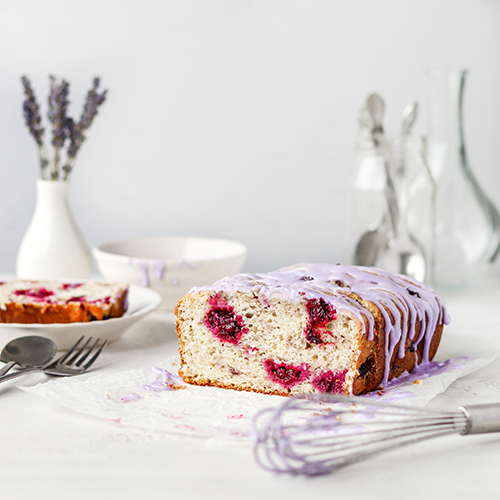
[458,403,500,435]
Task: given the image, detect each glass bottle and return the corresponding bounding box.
[425,68,500,288]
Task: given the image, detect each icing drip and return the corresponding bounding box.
[155,260,165,279]
[191,263,450,386]
[126,257,203,288]
[127,257,165,287]
[128,257,150,287]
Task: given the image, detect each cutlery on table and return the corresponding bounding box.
[0,336,57,377]
[0,336,108,384]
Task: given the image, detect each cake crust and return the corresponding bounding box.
[175,264,449,396]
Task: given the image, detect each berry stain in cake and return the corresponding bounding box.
[204,294,248,345]
[65,295,111,304]
[311,369,347,394]
[263,359,311,389]
[14,287,56,303]
[260,295,272,308]
[62,283,83,290]
[243,345,259,360]
[304,298,337,344]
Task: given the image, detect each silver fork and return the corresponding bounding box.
[43,336,108,377]
[0,336,107,383]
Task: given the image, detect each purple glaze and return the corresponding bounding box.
[128,257,150,287]
[191,263,450,387]
[126,257,200,288]
[140,366,186,392]
[127,257,165,287]
[155,260,165,279]
[120,393,141,403]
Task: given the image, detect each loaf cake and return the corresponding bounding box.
[0,280,128,324]
[175,264,449,396]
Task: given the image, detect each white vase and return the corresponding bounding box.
[16,179,91,280]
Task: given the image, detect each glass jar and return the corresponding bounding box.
[378,136,431,282]
[348,124,392,268]
[349,115,431,283]
[425,68,500,288]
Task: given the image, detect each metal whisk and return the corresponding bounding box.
[252,395,500,476]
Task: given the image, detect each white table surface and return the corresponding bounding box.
[1,278,500,499]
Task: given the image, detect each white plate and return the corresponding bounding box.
[0,285,162,350]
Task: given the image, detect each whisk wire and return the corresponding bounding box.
[253,394,471,475]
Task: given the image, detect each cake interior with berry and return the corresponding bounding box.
[175,264,449,396]
[0,280,128,324]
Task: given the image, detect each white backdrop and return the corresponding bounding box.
[1,0,499,276]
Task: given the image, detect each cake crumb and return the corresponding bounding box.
[414,379,423,385]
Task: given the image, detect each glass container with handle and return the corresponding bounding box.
[425,68,500,288]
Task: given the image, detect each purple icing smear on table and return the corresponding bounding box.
[120,393,141,403]
[140,366,185,392]
[118,367,186,403]
[191,263,450,389]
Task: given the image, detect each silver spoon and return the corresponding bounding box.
[0,336,57,377]
[365,92,385,135]
[354,223,387,267]
[401,101,419,138]
[354,105,386,266]
[381,101,426,281]
[354,94,397,266]
[365,93,399,235]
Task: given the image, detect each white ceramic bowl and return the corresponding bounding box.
[92,236,247,311]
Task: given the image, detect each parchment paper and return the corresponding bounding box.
[23,332,497,445]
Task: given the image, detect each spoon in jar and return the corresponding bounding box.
[354,94,397,266]
[353,106,386,266]
[401,101,419,139]
[0,336,57,377]
[381,101,426,281]
[365,93,399,236]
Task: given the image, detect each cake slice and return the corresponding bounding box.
[175,264,449,396]
[0,280,128,324]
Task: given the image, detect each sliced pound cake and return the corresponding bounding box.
[175,264,449,396]
[0,280,128,324]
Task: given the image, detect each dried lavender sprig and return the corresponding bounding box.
[66,117,85,162]
[48,75,70,179]
[62,117,82,179]
[62,77,107,180]
[21,75,49,178]
[21,74,107,181]
[79,77,107,131]
[21,76,44,146]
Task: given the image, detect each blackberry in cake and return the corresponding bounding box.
[175,264,449,396]
[0,280,128,324]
